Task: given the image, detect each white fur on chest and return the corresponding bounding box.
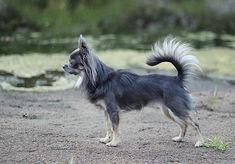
[95,100,106,110]
[75,72,84,88]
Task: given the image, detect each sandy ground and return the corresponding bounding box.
[0,77,235,164]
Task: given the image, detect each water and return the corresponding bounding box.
[0,70,64,88]
[1,33,235,55]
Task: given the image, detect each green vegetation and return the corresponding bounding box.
[1,48,235,78]
[196,48,235,76]
[0,53,68,77]
[2,32,235,55]
[1,0,235,54]
[57,156,74,164]
[2,0,235,36]
[209,86,219,111]
[203,135,230,152]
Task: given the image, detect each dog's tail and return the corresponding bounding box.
[146,37,201,84]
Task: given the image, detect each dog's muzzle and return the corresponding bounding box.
[63,64,80,75]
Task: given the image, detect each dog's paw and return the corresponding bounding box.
[172,136,183,142]
[195,139,205,147]
[99,137,112,144]
[106,140,119,147]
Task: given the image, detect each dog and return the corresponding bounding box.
[63,35,204,147]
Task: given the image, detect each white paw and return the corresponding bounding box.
[195,139,205,147]
[106,140,119,147]
[172,136,183,142]
[99,136,112,144]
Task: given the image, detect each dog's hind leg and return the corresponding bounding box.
[172,121,187,142]
[186,116,204,147]
[99,110,113,144]
[161,106,187,142]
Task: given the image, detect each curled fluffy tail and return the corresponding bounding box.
[146,37,201,84]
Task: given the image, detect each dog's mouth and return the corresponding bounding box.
[63,64,81,75]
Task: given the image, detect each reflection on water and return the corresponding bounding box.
[1,33,235,55]
[0,70,65,88]
[0,69,234,92]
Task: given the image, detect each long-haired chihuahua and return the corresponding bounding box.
[63,35,204,147]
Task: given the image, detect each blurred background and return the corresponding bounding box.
[0,0,235,91]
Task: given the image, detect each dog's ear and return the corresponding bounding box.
[79,35,88,51]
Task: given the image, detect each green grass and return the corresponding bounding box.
[0,53,68,77]
[57,156,74,164]
[203,135,230,152]
[8,0,133,35]
[101,48,235,77]
[195,48,235,76]
[1,48,235,78]
[209,86,219,111]
[7,0,235,35]
[0,48,234,77]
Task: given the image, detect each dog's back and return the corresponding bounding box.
[106,71,189,114]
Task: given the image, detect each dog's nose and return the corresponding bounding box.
[63,65,67,69]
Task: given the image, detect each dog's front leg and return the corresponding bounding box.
[99,110,113,144]
[106,111,120,147]
[104,99,120,147]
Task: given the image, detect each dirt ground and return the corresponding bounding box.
[0,77,235,164]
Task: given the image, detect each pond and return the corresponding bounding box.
[0,70,64,88]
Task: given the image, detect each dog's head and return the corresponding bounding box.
[63,35,90,75]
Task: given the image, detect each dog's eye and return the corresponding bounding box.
[72,63,78,68]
